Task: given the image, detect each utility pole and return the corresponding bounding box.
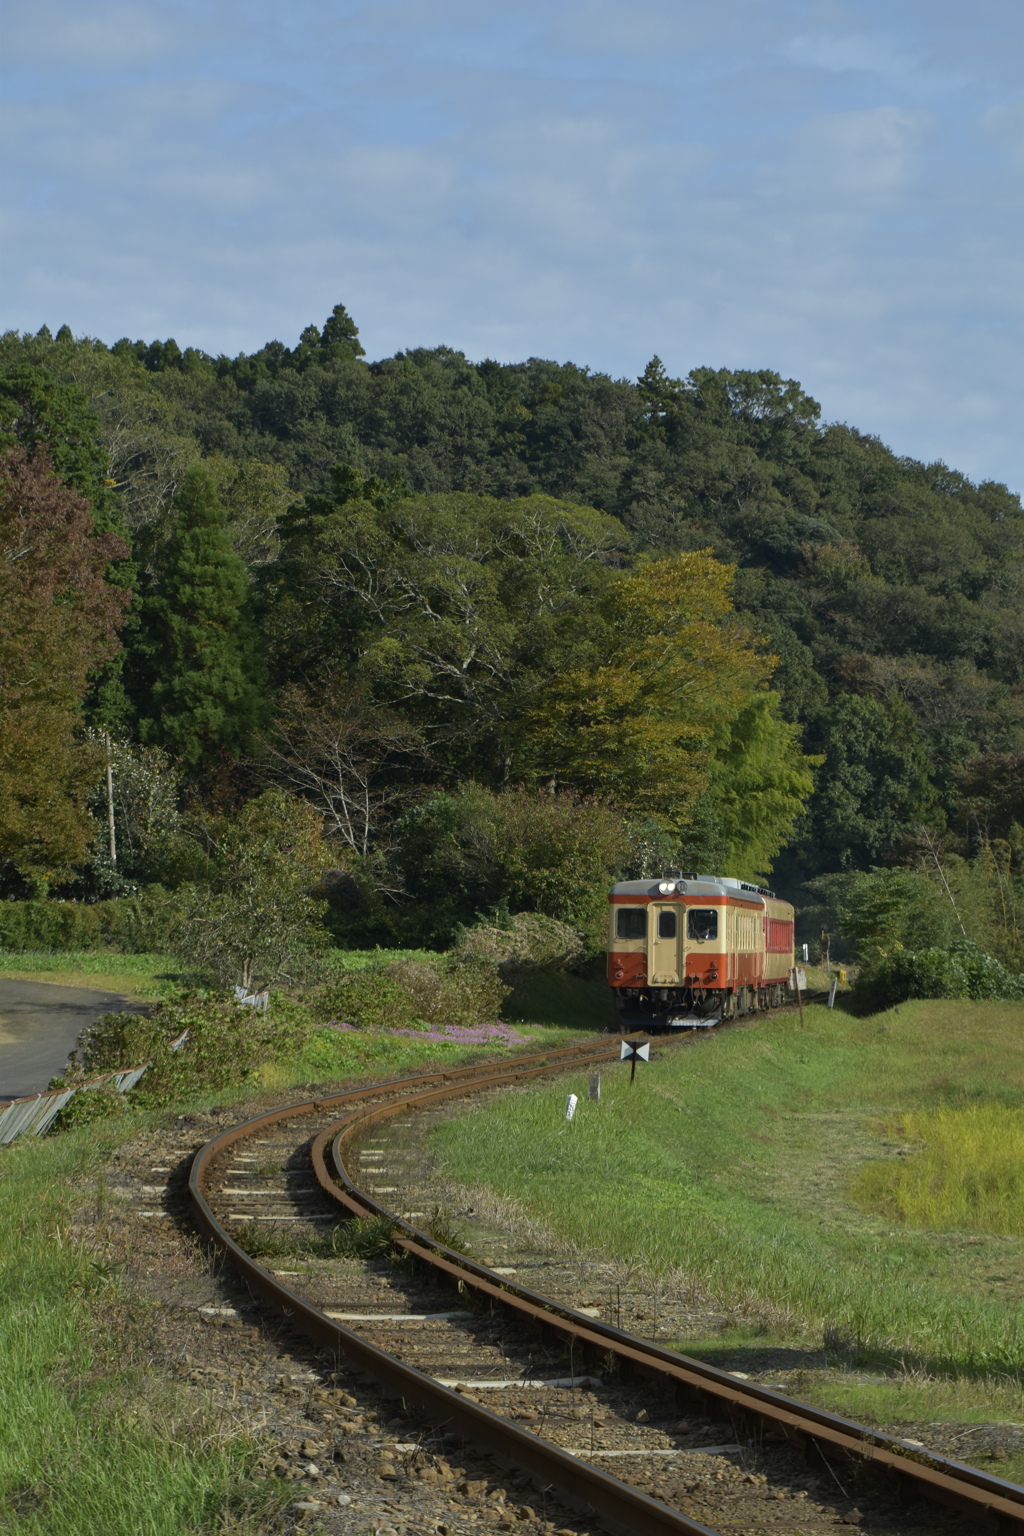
[104,732,117,869]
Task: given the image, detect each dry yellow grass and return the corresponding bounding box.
[852,1104,1024,1238]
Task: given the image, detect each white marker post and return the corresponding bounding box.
[620,1039,651,1084]
[790,967,806,1028]
[564,1093,578,1122]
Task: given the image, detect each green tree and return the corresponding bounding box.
[792,693,942,875]
[0,450,129,884]
[267,487,625,778]
[394,784,630,945]
[214,456,291,568]
[9,315,1024,888]
[166,790,332,990]
[78,735,182,893]
[704,694,820,881]
[808,865,959,958]
[135,465,264,767]
[0,362,111,512]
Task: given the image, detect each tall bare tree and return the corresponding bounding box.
[260,684,428,858]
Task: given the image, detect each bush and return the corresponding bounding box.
[854,940,1024,1010]
[318,954,510,1032]
[0,892,171,953]
[53,1080,131,1130]
[64,993,309,1107]
[0,899,103,951]
[454,910,584,979]
[93,892,174,952]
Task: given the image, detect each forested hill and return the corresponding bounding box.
[2,309,1022,921]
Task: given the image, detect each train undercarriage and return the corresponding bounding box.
[613,981,792,1031]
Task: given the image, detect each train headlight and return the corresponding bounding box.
[657,880,676,895]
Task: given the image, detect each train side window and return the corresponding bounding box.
[657,910,677,939]
[687,908,718,942]
[616,908,646,940]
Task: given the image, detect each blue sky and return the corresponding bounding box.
[2,0,1022,490]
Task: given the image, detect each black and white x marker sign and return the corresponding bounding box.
[620,1040,651,1062]
[620,1039,650,1082]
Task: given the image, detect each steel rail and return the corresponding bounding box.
[189,1038,1024,1535]
[190,1041,720,1536]
[316,1072,1024,1534]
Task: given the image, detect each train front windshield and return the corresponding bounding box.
[687,909,718,941]
[616,908,646,939]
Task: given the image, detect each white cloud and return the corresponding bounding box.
[770,104,933,198]
[2,1,198,70]
[783,29,915,78]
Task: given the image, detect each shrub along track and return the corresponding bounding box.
[189,1032,1024,1536]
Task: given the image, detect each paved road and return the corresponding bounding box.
[0,978,146,1101]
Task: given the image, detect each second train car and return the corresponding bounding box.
[607,872,796,1028]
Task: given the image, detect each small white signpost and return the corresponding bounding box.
[564,1093,578,1122]
[789,967,807,1027]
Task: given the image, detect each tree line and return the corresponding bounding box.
[1,307,1022,955]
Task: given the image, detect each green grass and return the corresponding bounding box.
[0,950,194,1000]
[269,1017,584,1088]
[430,999,1024,1380]
[236,1212,397,1261]
[320,946,441,972]
[0,1119,282,1536]
[0,945,446,1001]
[0,944,483,1002]
[0,951,593,1533]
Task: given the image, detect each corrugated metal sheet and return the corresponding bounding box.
[0,1062,150,1146]
[0,1090,76,1143]
[110,1065,148,1092]
[234,986,269,1011]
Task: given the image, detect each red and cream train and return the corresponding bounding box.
[607,872,796,1028]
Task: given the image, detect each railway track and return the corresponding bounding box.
[188,1032,1024,1536]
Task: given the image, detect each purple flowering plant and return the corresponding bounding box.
[326,1019,528,1046]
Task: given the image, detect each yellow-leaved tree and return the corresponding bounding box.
[519,551,818,880]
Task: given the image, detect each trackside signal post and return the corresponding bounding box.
[620,1038,650,1083]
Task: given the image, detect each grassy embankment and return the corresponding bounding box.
[0,945,449,1003]
[0,1118,285,1536]
[431,999,1024,1443]
[0,946,610,1081]
[0,949,187,1000]
[0,954,607,1534]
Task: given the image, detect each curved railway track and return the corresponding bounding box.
[188,1033,1024,1536]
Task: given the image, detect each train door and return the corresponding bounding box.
[649,904,681,983]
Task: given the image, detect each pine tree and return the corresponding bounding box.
[319,302,364,355]
[138,466,264,768]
